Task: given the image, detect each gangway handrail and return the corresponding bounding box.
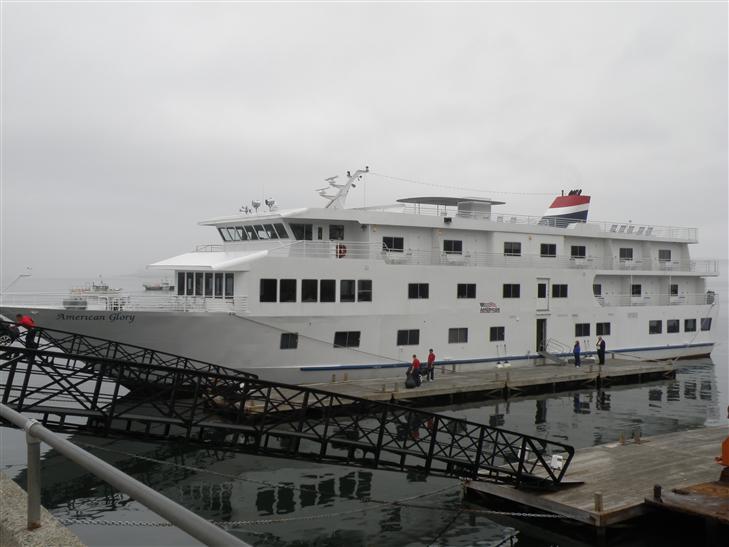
[0,403,250,546]
[0,323,576,490]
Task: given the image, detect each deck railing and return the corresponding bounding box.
[595,291,718,307]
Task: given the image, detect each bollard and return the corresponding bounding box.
[619,432,625,445]
[451,364,456,373]
[593,492,604,512]
[343,373,348,382]
[331,373,336,383]
[633,431,641,444]
[26,421,41,530]
[654,484,662,501]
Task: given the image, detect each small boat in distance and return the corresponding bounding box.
[143,280,175,291]
[70,277,121,295]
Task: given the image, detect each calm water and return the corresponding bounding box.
[1,275,727,546]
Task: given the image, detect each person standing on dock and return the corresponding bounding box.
[596,336,606,365]
[573,341,581,368]
[426,349,436,381]
[410,354,422,386]
[15,313,37,349]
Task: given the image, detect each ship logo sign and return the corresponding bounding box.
[480,302,500,313]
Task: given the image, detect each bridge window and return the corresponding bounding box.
[575,323,590,337]
[685,319,696,332]
[194,273,204,296]
[409,283,429,299]
[649,320,662,334]
[382,236,404,252]
[177,272,185,295]
[274,223,289,238]
[540,243,556,257]
[358,280,372,302]
[504,242,521,256]
[291,223,313,240]
[490,326,505,342]
[448,327,468,344]
[204,273,213,296]
[279,279,296,302]
[215,273,224,297]
[320,280,336,302]
[552,284,568,298]
[631,284,642,296]
[334,331,360,348]
[596,322,611,336]
[302,279,318,302]
[244,225,258,240]
[619,248,633,261]
[280,333,298,350]
[667,319,679,333]
[503,284,520,298]
[443,240,462,255]
[397,329,420,346]
[571,246,586,258]
[227,227,240,241]
[658,249,671,262]
[457,283,476,299]
[329,224,344,240]
[340,280,356,302]
[218,228,231,241]
[701,318,712,331]
[260,279,277,302]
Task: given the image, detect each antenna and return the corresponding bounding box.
[251,200,261,213]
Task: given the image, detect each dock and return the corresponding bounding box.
[465,426,728,530]
[307,357,677,404]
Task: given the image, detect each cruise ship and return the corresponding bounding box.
[1,168,719,384]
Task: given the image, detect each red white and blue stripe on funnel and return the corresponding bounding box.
[540,192,590,227]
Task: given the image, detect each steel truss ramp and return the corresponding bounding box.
[0,322,575,489]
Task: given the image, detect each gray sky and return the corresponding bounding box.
[2,2,727,283]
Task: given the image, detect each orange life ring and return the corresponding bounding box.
[336,244,347,258]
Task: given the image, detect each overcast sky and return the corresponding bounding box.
[2,2,727,284]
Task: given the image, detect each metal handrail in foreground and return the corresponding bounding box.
[0,403,250,547]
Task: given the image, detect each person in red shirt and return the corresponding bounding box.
[426,349,436,381]
[410,354,421,386]
[15,314,37,348]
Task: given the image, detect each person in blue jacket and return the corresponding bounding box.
[573,341,581,368]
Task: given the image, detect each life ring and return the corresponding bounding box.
[336,244,347,258]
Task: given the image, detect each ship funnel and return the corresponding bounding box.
[539,189,590,227]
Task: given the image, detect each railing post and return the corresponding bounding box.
[25,419,41,530]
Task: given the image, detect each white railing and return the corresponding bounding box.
[0,292,249,314]
[595,292,717,307]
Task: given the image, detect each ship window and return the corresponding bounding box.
[177,272,185,296]
[224,273,234,298]
[214,273,223,297]
[670,284,678,296]
[358,280,372,302]
[619,248,633,261]
[382,236,404,252]
[448,327,468,344]
[334,331,360,348]
[235,226,247,240]
[457,283,476,299]
[317,227,323,240]
[667,319,679,333]
[279,279,297,302]
[263,224,277,239]
[537,283,547,298]
[575,323,590,337]
[397,329,420,346]
[658,249,671,262]
[649,320,662,334]
[185,273,194,295]
[631,284,642,296]
[504,242,521,256]
[540,244,556,257]
[596,322,611,336]
[502,284,520,298]
[320,279,336,302]
[329,224,344,240]
[490,326,505,342]
[593,284,602,296]
[280,333,298,350]
[340,280,356,302]
[260,279,277,302]
[701,318,712,331]
[218,228,231,241]
[552,284,568,298]
[685,319,696,332]
[408,283,429,299]
[291,223,313,240]
[229,227,242,241]
[204,273,213,296]
[194,272,204,296]
[571,246,586,258]
[302,279,318,302]
[245,225,258,240]
[273,223,289,239]
[443,240,463,255]
[254,225,268,239]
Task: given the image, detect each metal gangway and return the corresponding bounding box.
[0,321,575,489]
